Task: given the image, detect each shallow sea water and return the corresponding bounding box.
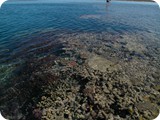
[0,0,160,119]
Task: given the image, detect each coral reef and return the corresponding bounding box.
[0,31,160,120]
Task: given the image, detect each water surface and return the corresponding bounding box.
[0,0,160,119]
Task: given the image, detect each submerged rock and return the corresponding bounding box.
[135,101,159,119]
[80,14,101,19]
[1,31,160,120]
[88,56,117,72]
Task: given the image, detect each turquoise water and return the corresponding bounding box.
[0,0,160,118]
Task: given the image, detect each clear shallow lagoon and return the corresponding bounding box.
[0,0,160,119]
[0,1,159,63]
